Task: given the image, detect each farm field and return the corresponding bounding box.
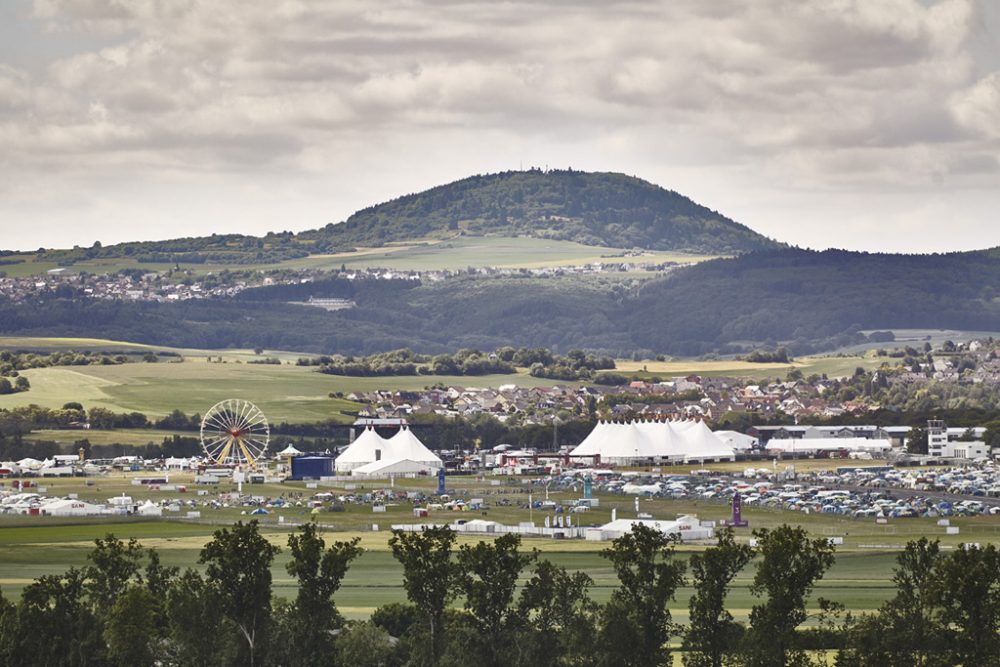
[607,355,885,381]
[1,472,998,620]
[0,356,556,423]
[0,337,880,426]
[0,237,718,278]
[24,428,192,447]
[0,336,317,363]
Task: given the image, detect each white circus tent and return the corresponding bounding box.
[386,427,442,469]
[570,420,735,465]
[335,427,390,473]
[335,426,442,474]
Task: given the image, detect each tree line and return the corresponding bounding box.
[1,520,997,667]
[303,347,615,380]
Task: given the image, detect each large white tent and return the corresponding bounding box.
[570,420,735,465]
[335,426,442,474]
[386,428,441,468]
[335,427,391,472]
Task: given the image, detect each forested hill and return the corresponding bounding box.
[303,170,780,254]
[10,170,779,265]
[625,247,1000,354]
[5,248,1000,356]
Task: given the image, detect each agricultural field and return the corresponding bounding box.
[0,336,883,427]
[0,349,555,423]
[0,237,717,278]
[1,471,998,620]
[606,354,885,381]
[24,429,192,447]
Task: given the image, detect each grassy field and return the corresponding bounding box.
[1,471,997,620]
[24,429,192,447]
[0,335,884,423]
[0,355,556,423]
[609,355,886,380]
[1,238,718,278]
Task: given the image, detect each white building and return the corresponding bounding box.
[927,420,991,459]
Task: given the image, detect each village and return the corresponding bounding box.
[0,258,681,305]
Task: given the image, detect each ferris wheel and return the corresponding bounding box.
[200,399,270,468]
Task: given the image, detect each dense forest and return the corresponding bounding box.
[0,521,996,667]
[625,247,1000,355]
[5,170,779,266]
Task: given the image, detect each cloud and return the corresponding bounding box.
[0,0,997,252]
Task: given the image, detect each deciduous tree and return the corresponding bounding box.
[388,526,458,664]
[745,525,835,667]
[597,524,686,667]
[684,528,754,667]
[200,520,279,667]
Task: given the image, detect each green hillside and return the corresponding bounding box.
[1,171,778,269]
[303,169,780,254]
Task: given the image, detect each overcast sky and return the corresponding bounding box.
[1,0,998,253]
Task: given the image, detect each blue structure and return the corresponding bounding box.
[436,467,446,495]
[290,455,335,480]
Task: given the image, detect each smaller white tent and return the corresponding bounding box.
[596,515,714,541]
[336,426,442,473]
[278,444,303,458]
[16,458,43,471]
[137,500,163,517]
[715,431,758,451]
[164,457,192,470]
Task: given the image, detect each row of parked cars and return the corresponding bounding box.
[546,464,1000,519]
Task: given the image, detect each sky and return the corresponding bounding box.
[1,0,998,253]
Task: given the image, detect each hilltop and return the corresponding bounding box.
[301,170,781,254]
[3,170,779,270]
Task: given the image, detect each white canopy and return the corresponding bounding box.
[279,444,303,457]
